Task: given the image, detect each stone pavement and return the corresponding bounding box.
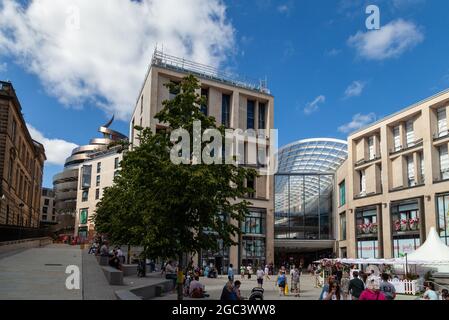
[0,244,82,300]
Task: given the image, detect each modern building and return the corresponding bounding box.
[74,147,123,241]
[0,81,46,229]
[53,117,126,224]
[274,138,348,266]
[336,89,449,259]
[40,187,56,225]
[130,50,275,270]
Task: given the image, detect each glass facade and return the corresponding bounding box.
[339,180,346,206]
[221,94,231,127]
[275,139,348,240]
[437,193,449,245]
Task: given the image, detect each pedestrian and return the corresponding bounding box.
[116,247,125,265]
[441,289,449,300]
[314,266,321,288]
[234,280,244,300]
[276,271,287,296]
[256,266,264,288]
[264,265,270,280]
[319,276,334,300]
[379,273,396,300]
[340,271,350,300]
[220,280,237,300]
[359,279,386,300]
[240,265,245,279]
[291,266,300,297]
[228,264,234,282]
[348,271,365,300]
[165,260,177,292]
[323,281,341,300]
[247,265,252,279]
[422,282,439,300]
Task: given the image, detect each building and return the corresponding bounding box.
[40,187,56,225]
[0,81,46,229]
[130,50,275,270]
[336,89,449,259]
[53,117,126,225]
[274,138,348,266]
[74,147,123,241]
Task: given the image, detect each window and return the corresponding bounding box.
[42,206,48,214]
[114,157,119,169]
[437,107,448,137]
[140,95,144,114]
[42,215,47,220]
[241,211,265,234]
[114,171,119,178]
[81,165,92,189]
[368,136,375,160]
[437,194,449,245]
[79,209,88,225]
[339,180,346,206]
[7,157,13,184]
[82,190,88,202]
[241,238,266,260]
[247,100,255,129]
[169,81,180,100]
[247,177,255,198]
[11,119,17,143]
[221,94,231,127]
[391,201,420,234]
[393,236,420,258]
[393,126,401,151]
[258,103,266,129]
[406,120,415,147]
[406,155,415,186]
[357,240,379,259]
[439,145,449,180]
[201,88,208,115]
[340,213,347,241]
[420,153,425,183]
[96,175,100,187]
[356,208,377,236]
[359,170,366,194]
[44,199,49,206]
[96,162,101,174]
[52,216,56,222]
[95,189,100,200]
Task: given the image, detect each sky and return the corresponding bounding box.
[1,0,449,188]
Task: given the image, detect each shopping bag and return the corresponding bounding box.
[284,283,289,295]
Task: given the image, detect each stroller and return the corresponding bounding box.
[248,287,264,300]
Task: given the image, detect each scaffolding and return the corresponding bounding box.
[151,49,270,94]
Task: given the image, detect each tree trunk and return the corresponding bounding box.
[127,244,131,264]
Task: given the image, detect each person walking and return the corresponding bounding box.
[359,279,386,300]
[379,273,396,300]
[256,266,264,288]
[291,266,300,297]
[240,265,246,279]
[348,271,365,300]
[276,271,287,296]
[227,264,234,282]
[340,272,350,300]
[264,265,270,280]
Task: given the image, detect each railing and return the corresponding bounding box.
[389,138,423,155]
[389,279,417,295]
[152,49,270,94]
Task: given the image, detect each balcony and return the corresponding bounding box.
[356,223,378,238]
[354,191,381,200]
[393,218,420,234]
[354,154,382,168]
[433,130,449,141]
[389,182,425,193]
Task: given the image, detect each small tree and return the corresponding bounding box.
[94,75,256,287]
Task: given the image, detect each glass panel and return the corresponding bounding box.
[439,145,449,179]
[357,240,378,259]
[406,120,415,146]
[393,236,420,258]
[258,103,266,129]
[80,209,88,225]
[201,88,208,115]
[437,107,447,137]
[221,94,231,127]
[289,176,304,239]
[305,176,319,240]
[368,136,374,160]
[81,165,92,189]
[393,126,401,151]
[340,214,346,241]
[247,100,255,129]
[407,156,415,186]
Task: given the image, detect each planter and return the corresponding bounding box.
[400,223,408,232]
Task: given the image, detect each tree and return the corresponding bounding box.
[93,74,256,269]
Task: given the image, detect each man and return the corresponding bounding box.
[189,276,206,298]
[116,247,125,264]
[264,265,270,280]
[291,266,300,297]
[379,273,396,300]
[228,264,234,282]
[348,271,365,300]
[100,242,109,257]
[256,266,264,288]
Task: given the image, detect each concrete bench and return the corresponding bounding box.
[96,255,109,266]
[101,266,123,285]
[121,264,138,277]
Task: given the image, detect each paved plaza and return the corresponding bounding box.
[0,244,417,300]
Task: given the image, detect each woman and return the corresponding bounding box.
[319,276,335,300]
[323,281,341,300]
[340,272,350,300]
[422,282,439,300]
[165,260,177,292]
[276,271,287,296]
[359,279,386,300]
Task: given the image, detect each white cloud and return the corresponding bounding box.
[0,0,235,120]
[344,81,365,98]
[338,113,377,134]
[27,124,78,166]
[304,95,325,115]
[347,19,424,60]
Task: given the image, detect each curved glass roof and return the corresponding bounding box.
[275,138,348,217]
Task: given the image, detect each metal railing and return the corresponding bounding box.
[152,49,270,94]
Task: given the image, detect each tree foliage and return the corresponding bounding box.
[93,75,256,261]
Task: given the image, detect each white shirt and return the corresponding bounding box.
[257,270,264,279]
[322,291,337,300]
[264,267,269,274]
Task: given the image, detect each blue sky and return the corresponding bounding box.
[1,0,449,188]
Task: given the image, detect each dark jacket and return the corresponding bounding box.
[348,278,365,298]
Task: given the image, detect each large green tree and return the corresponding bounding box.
[93,75,256,264]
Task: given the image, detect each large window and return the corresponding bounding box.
[201,88,208,115]
[241,238,265,262]
[79,209,88,225]
[391,201,420,234]
[393,126,401,151]
[357,239,379,259]
[114,157,119,169]
[241,211,265,235]
[359,170,366,194]
[339,180,346,206]
[82,190,88,202]
[393,236,420,258]
[258,103,266,129]
[221,94,231,127]
[406,120,415,147]
[356,208,378,237]
[439,145,449,180]
[437,107,448,137]
[81,165,92,189]
[169,81,180,100]
[340,213,346,241]
[406,155,415,186]
[437,194,449,245]
[368,136,375,160]
[247,100,255,129]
